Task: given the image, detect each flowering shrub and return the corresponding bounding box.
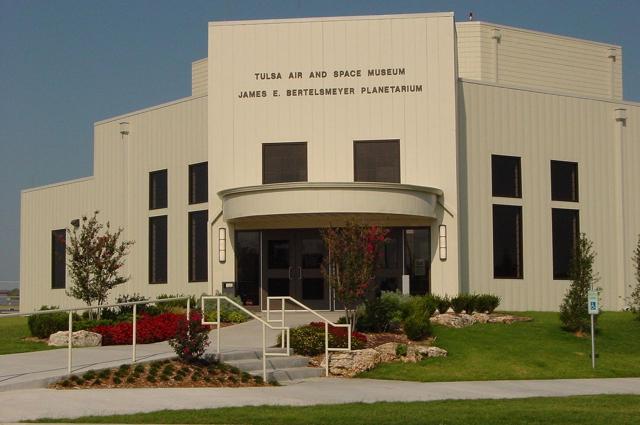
[168,313,210,362]
[92,312,186,345]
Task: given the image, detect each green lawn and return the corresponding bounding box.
[30,395,640,424]
[0,316,55,355]
[360,311,640,381]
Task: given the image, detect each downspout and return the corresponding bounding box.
[492,28,501,83]
[208,209,223,295]
[614,108,627,308]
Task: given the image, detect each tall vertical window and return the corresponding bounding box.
[262,143,307,184]
[189,162,208,204]
[551,161,579,202]
[552,208,580,279]
[188,210,208,282]
[354,140,400,183]
[492,205,523,278]
[149,216,168,284]
[149,169,168,209]
[492,155,521,198]
[51,229,66,289]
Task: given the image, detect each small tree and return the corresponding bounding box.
[66,211,134,318]
[321,222,388,331]
[559,233,601,334]
[628,235,640,320]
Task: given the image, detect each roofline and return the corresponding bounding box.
[459,78,640,108]
[94,94,207,126]
[456,20,621,50]
[21,176,94,195]
[209,12,453,27]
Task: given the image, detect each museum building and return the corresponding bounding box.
[20,12,640,312]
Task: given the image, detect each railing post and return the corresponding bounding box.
[132,304,137,363]
[68,311,73,375]
[187,297,191,322]
[281,298,285,348]
[216,297,221,354]
[324,321,329,377]
[262,322,267,382]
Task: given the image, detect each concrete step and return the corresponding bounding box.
[248,366,325,383]
[225,355,311,371]
[218,348,287,362]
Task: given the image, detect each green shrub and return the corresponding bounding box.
[629,235,640,320]
[98,369,111,379]
[133,364,145,374]
[286,325,326,356]
[27,306,78,338]
[475,294,501,313]
[254,375,264,384]
[82,371,96,380]
[126,376,136,384]
[156,294,199,313]
[203,295,251,323]
[463,294,478,314]
[357,292,403,332]
[74,319,115,331]
[403,313,432,341]
[450,295,467,314]
[433,295,451,314]
[395,343,408,356]
[113,377,121,385]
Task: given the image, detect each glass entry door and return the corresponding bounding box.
[261,229,329,310]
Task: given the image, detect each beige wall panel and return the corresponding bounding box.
[209,13,460,299]
[192,58,208,96]
[459,80,638,311]
[20,178,95,311]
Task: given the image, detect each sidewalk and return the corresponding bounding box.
[0,312,342,390]
[1,377,639,422]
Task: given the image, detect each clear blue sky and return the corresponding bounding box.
[1,0,639,283]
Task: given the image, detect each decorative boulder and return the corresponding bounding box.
[322,348,381,377]
[48,330,102,347]
[373,342,399,363]
[487,314,533,324]
[430,313,475,328]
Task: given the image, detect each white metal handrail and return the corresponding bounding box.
[266,296,352,377]
[1,296,191,374]
[200,295,290,381]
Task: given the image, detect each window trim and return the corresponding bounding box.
[149,169,168,210]
[550,160,579,202]
[492,204,524,279]
[262,142,308,184]
[491,154,522,199]
[353,139,401,183]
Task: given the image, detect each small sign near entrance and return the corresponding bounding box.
[588,290,599,315]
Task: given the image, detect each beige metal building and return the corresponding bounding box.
[20,12,640,312]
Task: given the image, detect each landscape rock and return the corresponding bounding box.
[48,330,102,347]
[373,342,399,363]
[430,312,532,328]
[322,348,381,377]
[487,315,534,324]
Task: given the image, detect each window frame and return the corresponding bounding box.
[262,142,308,184]
[492,204,524,279]
[149,215,168,284]
[491,154,522,198]
[51,229,66,289]
[149,169,168,210]
[188,210,208,283]
[550,160,579,202]
[353,139,401,183]
[188,162,208,205]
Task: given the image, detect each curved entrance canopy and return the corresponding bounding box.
[218,182,442,228]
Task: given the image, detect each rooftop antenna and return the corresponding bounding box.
[468,12,474,21]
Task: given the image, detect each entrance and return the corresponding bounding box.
[261,229,329,310]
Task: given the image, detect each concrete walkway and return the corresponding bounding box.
[0,377,639,422]
[0,312,342,390]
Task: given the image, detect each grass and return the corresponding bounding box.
[30,395,640,424]
[0,316,56,355]
[360,311,640,382]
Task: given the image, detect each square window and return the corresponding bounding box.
[262,143,307,184]
[354,140,400,183]
[492,155,521,198]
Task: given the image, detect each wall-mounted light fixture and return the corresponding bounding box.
[439,225,447,261]
[119,121,130,136]
[218,227,226,263]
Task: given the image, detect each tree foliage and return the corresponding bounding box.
[66,211,134,317]
[628,235,640,320]
[559,233,600,333]
[320,222,388,331]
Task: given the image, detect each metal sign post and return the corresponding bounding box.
[588,290,599,369]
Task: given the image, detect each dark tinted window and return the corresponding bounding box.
[262,143,307,184]
[493,205,523,278]
[354,140,400,183]
[188,210,208,282]
[149,216,167,284]
[189,162,208,204]
[552,208,580,279]
[149,169,168,209]
[51,229,66,289]
[551,161,578,202]
[235,231,260,306]
[492,155,521,198]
